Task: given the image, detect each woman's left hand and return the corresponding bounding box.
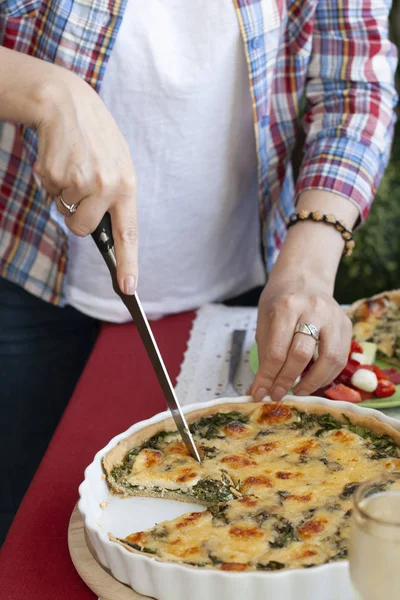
[251,276,352,402]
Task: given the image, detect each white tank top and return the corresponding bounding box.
[62,0,266,322]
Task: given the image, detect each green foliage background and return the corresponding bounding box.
[334,2,400,303]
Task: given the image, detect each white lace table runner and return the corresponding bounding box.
[175,303,258,406]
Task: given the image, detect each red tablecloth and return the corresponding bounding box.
[0,311,195,600]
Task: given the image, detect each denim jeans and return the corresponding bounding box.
[0,277,99,545]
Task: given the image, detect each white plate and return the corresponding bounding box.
[78,396,400,600]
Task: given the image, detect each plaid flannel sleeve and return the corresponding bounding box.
[296,0,398,220]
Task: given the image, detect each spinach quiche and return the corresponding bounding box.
[103,401,400,572]
[347,290,400,367]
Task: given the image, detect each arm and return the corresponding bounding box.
[252,0,397,402]
[0,47,138,295]
[296,0,398,219]
[0,47,45,126]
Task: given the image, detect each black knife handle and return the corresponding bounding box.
[91,212,114,254]
[91,212,120,295]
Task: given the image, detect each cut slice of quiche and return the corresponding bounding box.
[103,401,400,571]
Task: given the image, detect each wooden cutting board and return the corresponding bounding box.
[68,504,154,600]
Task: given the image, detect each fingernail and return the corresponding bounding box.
[254,387,268,402]
[123,276,136,295]
[271,386,286,402]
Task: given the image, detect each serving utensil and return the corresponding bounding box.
[221,329,247,396]
[91,213,201,463]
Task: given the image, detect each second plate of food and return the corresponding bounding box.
[249,343,400,409]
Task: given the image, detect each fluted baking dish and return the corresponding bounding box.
[78,396,400,600]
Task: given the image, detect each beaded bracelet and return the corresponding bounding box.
[287,210,355,257]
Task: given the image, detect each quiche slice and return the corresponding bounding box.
[347,289,400,367]
[103,401,400,572]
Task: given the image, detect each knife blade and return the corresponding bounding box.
[91,212,201,463]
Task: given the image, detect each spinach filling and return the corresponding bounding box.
[343,415,400,459]
[314,414,343,436]
[110,431,177,483]
[113,478,233,505]
[364,480,394,498]
[257,561,286,571]
[290,409,343,436]
[254,510,271,527]
[290,409,400,460]
[208,553,223,566]
[339,480,393,501]
[320,457,343,472]
[190,479,234,504]
[190,411,249,440]
[340,482,360,499]
[209,503,229,523]
[269,517,297,548]
[142,547,158,555]
[151,526,168,539]
[123,540,158,555]
[330,548,348,561]
[290,410,316,430]
[110,463,131,482]
[143,430,176,450]
[200,445,219,459]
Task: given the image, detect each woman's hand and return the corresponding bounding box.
[35,75,138,295]
[0,48,138,295]
[250,189,360,403]
[251,277,352,402]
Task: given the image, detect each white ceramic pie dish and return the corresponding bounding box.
[78,395,400,600]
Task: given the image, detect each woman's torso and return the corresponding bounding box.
[59,0,265,322]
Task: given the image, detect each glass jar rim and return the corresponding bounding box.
[353,473,400,527]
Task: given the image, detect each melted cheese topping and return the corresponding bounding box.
[108,403,400,572]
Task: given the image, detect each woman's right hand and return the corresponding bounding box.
[0,47,138,295]
[35,72,138,295]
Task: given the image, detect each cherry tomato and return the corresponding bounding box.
[375,380,396,398]
[360,365,387,380]
[357,390,375,402]
[324,384,362,403]
[337,359,360,385]
[381,368,400,385]
[350,339,363,355]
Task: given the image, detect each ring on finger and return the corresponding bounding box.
[59,193,79,214]
[294,322,320,342]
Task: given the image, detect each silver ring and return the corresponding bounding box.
[59,194,78,214]
[294,322,320,342]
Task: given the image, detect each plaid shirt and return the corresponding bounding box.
[0,0,397,305]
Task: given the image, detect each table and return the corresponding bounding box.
[0,311,195,600]
[2,308,400,599]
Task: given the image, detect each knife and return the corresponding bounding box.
[91,212,202,463]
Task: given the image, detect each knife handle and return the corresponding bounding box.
[92,211,114,253]
[91,212,120,295]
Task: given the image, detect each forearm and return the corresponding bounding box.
[270,190,359,291]
[0,47,72,127]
